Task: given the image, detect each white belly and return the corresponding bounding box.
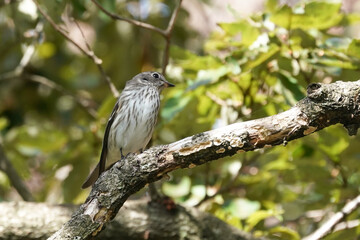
[107,89,159,165]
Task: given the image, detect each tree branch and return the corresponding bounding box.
[91,0,183,74]
[91,0,166,37]
[50,80,360,239]
[0,20,98,118]
[0,200,265,240]
[33,0,120,98]
[303,194,360,240]
[161,0,182,74]
[0,21,43,82]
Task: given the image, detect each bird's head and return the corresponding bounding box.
[129,71,175,91]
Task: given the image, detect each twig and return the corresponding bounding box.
[303,194,360,240]
[32,0,120,98]
[161,0,182,74]
[333,219,360,232]
[0,19,98,118]
[91,0,183,74]
[91,0,166,36]
[0,21,43,82]
[0,144,34,201]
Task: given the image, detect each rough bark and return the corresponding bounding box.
[0,200,262,240]
[50,80,360,239]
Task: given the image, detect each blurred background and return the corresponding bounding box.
[1,0,360,239]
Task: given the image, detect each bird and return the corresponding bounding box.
[82,71,174,188]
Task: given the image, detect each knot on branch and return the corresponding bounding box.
[306,83,328,102]
[303,80,360,136]
[307,83,322,96]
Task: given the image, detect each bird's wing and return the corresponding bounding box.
[81,99,120,188]
[99,100,120,174]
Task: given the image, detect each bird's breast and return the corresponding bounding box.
[107,88,160,162]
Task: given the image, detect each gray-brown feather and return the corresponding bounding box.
[82,71,173,188]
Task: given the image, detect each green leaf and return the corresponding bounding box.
[0,117,9,131]
[171,46,222,71]
[271,2,343,30]
[161,91,193,122]
[213,207,243,230]
[318,127,349,162]
[225,198,261,219]
[245,209,282,231]
[162,176,191,198]
[219,20,260,46]
[97,96,117,119]
[243,43,280,71]
[270,5,292,29]
[347,39,360,59]
[316,59,358,70]
[276,70,305,103]
[342,13,360,25]
[269,226,300,240]
[15,125,67,154]
[265,0,279,13]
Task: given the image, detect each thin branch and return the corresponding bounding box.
[91,0,183,74]
[161,0,182,74]
[0,20,98,118]
[0,144,34,201]
[0,21,43,82]
[90,0,166,37]
[303,194,360,240]
[333,219,360,232]
[49,80,360,239]
[32,0,120,98]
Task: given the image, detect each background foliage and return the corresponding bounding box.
[1,0,360,239]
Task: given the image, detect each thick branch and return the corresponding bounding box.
[0,200,262,240]
[50,80,360,239]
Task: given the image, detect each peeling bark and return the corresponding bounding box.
[50,80,360,239]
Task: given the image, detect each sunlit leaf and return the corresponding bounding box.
[243,44,280,71]
[162,176,191,198]
[219,20,260,46]
[224,198,261,219]
[161,91,193,122]
[14,125,67,154]
[245,209,281,231]
[269,226,300,240]
[347,39,360,59]
[37,42,56,59]
[0,117,9,131]
[271,1,343,30]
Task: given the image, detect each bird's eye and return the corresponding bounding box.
[143,78,148,81]
[152,73,160,79]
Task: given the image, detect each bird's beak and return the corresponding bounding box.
[163,80,175,88]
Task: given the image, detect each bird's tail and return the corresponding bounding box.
[81,163,100,189]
